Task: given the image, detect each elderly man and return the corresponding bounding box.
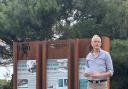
[84,35,114,89]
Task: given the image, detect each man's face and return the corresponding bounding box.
[91,37,101,50]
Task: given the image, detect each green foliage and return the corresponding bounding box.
[6,0,59,41]
[110,39,128,89]
[0,0,128,63]
[102,0,128,39]
[0,0,60,58]
[60,19,101,39]
[0,80,12,89]
[59,0,110,39]
[59,0,128,40]
[0,0,60,45]
[0,0,128,43]
[74,0,107,22]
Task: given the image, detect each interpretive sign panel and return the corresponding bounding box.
[79,58,88,89]
[47,59,68,89]
[17,60,36,89]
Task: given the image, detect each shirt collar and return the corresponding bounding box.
[91,48,102,58]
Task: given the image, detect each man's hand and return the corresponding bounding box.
[84,71,111,79]
[90,72,102,79]
[91,71,112,79]
[84,72,93,77]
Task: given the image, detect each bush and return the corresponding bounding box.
[0,80,12,89]
[110,39,128,89]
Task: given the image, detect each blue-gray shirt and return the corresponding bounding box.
[85,49,114,76]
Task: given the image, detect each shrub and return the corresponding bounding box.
[0,80,12,89]
[110,39,128,89]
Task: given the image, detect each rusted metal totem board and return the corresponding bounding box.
[42,40,74,89]
[13,41,42,89]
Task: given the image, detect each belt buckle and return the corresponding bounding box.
[94,80,100,84]
[98,81,101,84]
[92,81,95,83]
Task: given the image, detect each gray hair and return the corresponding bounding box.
[91,35,101,42]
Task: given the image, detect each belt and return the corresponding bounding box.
[88,80,107,84]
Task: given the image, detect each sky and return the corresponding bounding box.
[0,39,12,80]
[0,65,13,80]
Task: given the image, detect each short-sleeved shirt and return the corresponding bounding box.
[85,48,114,79]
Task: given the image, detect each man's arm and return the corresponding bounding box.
[89,71,111,79]
[105,52,114,76]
